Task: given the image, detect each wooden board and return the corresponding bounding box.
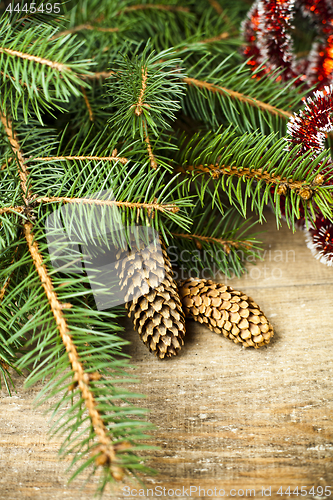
[1,210,333,499]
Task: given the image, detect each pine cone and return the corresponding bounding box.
[115,238,186,359]
[178,278,274,348]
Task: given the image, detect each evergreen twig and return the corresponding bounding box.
[0,109,144,482]
[81,86,94,122]
[171,232,253,252]
[23,221,126,481]
[118,4,190,14]
[51,24,119,39]
[183,77,293,118]
[177,163,321,199]
[0,46,72,72]
[32,154,128,165]
[33,196,180,214]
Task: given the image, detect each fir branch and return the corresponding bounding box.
[144,129,158,169]
[182,55,307,134]
[171,232,253,253]
[177,163,320,199]
[171,127,333,227]
[51,24,119,40]
[33,196,179,214]
[132,67,149,116]
[0,206,24,215]
[183,77,293,119]
[0,109,142,481]
[117,4,190,14]
[23,221,125,481]
[84,70,115,80]
[1,69,30,89]
[0,359,9,370]
[0,111,32,198]
[0,238,23,391]
[0,246,18,303]
[80,32,230,85]
[81,87,94,122]
[0,156,11,170]
[0,21,93,122]
[0,46,72,72]
[106,45,186,137]
[0,259,13,301]
[31,154,128,165]
[199,32,231,44]
[167,31,234,59]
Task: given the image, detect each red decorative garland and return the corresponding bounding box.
[301,0,333,87]
[306,215,333,266]
[286,86,333,157]
[242,0,333,89]
[286,85,333,265]
[243,2,333,265]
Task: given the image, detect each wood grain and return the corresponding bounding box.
[1,210,333,499]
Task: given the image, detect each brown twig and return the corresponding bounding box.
[208,0,224,15]
[0,246,19,303]
[0,273,12,302]
[0,359,10,371]
[81,86,94,121]
[199,32,230,44]
[0,206,24,215]
[132,67,149,116]
[177,163,319,199]
[31,154,128,165]
[0,47,71,73]
[51,23,119,40]
[183,77,293,119]
[34,196,179,213]
[117,4,190,14]
[23,221,123,480]
[144,131,157,169]
[0,111,33,198]
[172,232,253,253]
[130,68,157,167]
[83,70,115,80]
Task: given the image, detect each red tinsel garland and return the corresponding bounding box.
[306,215,333,266]
[286,86,333,157]
[243,2,333,265]
[286,85,333,265]
[242,0,333,89]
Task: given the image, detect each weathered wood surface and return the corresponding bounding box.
[1,210,333,499]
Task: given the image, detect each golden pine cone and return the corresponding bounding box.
[178,278,273,348]
[115,239,186,359]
